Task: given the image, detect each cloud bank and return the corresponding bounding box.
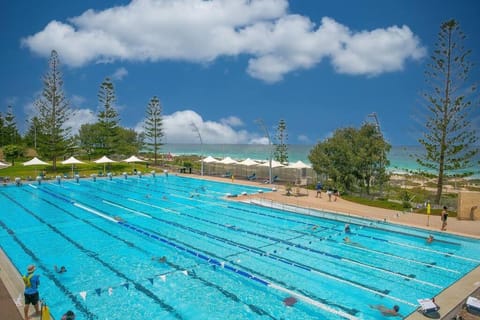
[22,0,426,82]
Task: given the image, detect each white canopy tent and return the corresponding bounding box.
[218,157,238,177]
[94,156,116,175]
[237,158,258,176]
[61,156,85,177]
[286,160,311,169]
[286,160,312,186]
[218,157,238,165]
[201,156,219,163]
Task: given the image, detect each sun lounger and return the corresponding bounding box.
[247,173,256,181]
[466,296,480,313]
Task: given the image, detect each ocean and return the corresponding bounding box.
[163,144,479,178]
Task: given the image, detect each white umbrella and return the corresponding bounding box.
[23,157,49,176]
[23,157,48,166]
[61,156,85,177]
[123,155,145,163]
[0,160,10,168]
[123,155,146,173]
[94,156,116,175]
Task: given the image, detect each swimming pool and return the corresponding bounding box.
[1,174,479,319]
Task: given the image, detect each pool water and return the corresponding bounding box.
[0,174,479,320]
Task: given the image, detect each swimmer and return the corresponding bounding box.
[55,265,67,273]
[426,235,434,244]
[152,256,167,263]
[370,304,401,317]
[312,225,319,230]
[343,237,362,247]
[344,224,351,233]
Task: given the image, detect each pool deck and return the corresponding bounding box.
[1,175,479,319]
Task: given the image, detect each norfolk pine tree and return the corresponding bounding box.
[144,96,164,165]
[34,50,72,170]
[415,19,478,204]
[97,77,120,155]
[273,119,288,164]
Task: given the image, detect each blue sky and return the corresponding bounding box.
[1,0,479,146]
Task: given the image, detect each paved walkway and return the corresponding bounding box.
[1,174,479,319]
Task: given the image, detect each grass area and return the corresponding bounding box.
[0,160,150,181]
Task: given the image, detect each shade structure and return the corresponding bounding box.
[238,158,258,166]
[123,155,145,163]
[218,157,238,165]
[23,157,48,176]
[0,160,10,169]
[258,160,284,168]
[238,158,258,176]
[285,160,311,169]
[123,155,146,173]
[94,156,116,175]
[61,156,85,177]
[201,156,219,163]
[23,157,48,166]
[286,160,311,184]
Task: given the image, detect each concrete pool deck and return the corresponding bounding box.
[1,175,479,319]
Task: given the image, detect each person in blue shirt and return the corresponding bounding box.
[315,182,323,198]
[23,264,40,320]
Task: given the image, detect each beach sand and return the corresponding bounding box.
[1,173,479,319]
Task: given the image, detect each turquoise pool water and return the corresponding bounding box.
[0,174,479,320]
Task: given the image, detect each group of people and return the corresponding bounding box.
[315,182,339,201]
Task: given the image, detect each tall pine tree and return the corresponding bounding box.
[273,119,288,164]
[34,50,72,170]
[144,96,164,165]
[415,20,478,204]
[97,77,120,155]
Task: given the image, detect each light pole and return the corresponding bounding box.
[256,119,273,184]
[191,123,204,176]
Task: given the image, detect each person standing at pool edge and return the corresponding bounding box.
[23,264,40,320]
[441,206,448,231]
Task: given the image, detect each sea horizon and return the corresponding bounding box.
[162,144,480,179]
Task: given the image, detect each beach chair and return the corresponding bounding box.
[417,299,439,318]
[247,173,256,181]
[466,296,480,314]
[263,175,278,184]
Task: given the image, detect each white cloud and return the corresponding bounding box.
[22,0,426,82]
[111,67,128,80]
[135,109,256,144]
[66,109,96,134]
[220,116,243,127]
